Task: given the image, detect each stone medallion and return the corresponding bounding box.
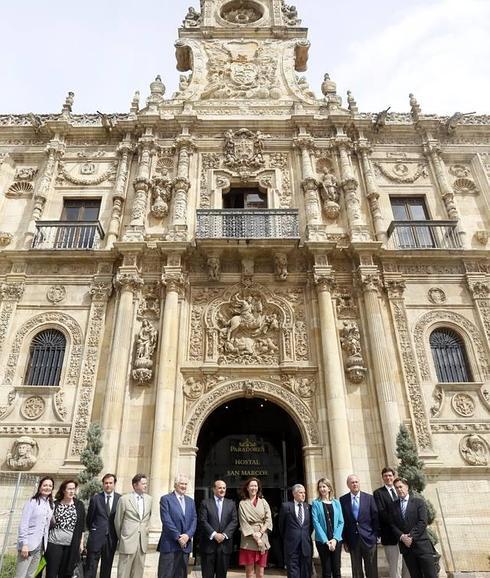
[451,393,475,417]
[47,285,66,303]
[428,287,447,304]
[21,396,46,420]
[221,0,263,24]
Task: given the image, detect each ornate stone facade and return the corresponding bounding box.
[0,1,489,573]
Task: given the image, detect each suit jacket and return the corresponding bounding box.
[373,486,398,546]
[114,493,153,554]
[157,492,197,554]
[340,491,379,548]
[311,498,344,544]
[199,497,238,555]
[86,491,121,552]
[389,495,435,557]
[278,501,313,560]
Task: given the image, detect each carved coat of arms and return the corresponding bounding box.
[223,128,266,172]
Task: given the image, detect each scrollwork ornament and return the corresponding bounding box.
[1,282,25,301]
[21,396,46,420]
[54,390,67,421]
[430,386,443,417]
[459,434,489,466]
[89,282,113,302]
[451,393,475,417]
[468,281,490,299]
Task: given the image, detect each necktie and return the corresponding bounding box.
[400,498,407,519]
[297,502,303,525]
[390,488,397,501]
[138,495,144,518]
[352,495,359,520]
[179,495,185,514]
[106,494,111,515]
[217,497,223,521]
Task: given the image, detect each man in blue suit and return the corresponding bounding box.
[279,483,313,578]
[157,474,197,578]
[340,474,379,578]
[85,473,121,578]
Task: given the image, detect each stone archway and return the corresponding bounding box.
[181,378,320,448]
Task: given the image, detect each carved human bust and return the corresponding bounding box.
[6,436,38,471]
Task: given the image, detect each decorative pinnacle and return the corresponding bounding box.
[409,93,421,121]
[61,91,74,116]
[347,90,358,113]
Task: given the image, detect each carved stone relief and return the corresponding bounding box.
[46,285,66,304]
[223,128,266,175]
[221,1,263,24]
[20,396,46,420]
[6,436,38,470]
[269,153,292,208]
[0,390,16,420]
[132,319,159,385]
[202,40,280,101]
[315,158,340,220]
[339,321,367,384]
[199,153,221,209]
[430,385,443,417]
[56,161,117,186]
[428,287,447,304]
[6,181,34,198]
[373,161,429,183]
[451,393,475,417]
[459,434,489,466]
[150,176,173,218]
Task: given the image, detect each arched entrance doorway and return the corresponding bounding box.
[194,397,305,565]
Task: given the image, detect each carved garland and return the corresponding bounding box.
[413,310,490,381]
[57,161,118,186]
[3,312,83,386]
[373,161,428,183]
[182,379,319,446]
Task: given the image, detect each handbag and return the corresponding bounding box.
[34,556,46,577]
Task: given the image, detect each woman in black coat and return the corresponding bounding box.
[45,480,86,578]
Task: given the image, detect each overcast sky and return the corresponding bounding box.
[1,0,488,115]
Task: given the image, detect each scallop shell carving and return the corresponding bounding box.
[6,181,34,198]
[453,178,478,195]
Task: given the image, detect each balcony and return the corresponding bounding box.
[196,209,299,240]
[32,221,105,250]
[387,220,462,250]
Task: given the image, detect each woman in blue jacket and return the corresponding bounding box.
[311,477,344,578]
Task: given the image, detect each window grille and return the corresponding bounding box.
[25,329,66,385]
[429,328,472,383]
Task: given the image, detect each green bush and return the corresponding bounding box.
[0,553,17,578]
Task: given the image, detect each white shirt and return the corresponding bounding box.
[385,485,397,501]
[104,493,113,512]
[175,492,186,514]
[133,492,144,518]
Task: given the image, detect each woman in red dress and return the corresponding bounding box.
[238,477,273,578]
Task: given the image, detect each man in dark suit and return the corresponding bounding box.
[85,473,121,578]
[199,480,238,578]
[374,468,409,578]
[390,478,437,578]
[340,474,379,578]
[157,474,197,578]
[279,483,313,578]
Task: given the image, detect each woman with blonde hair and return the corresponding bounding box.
[311,477,344,578]
[238,477,273,578]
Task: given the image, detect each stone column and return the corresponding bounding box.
[123,133,156,242]
[168,135,195,241]
[150,265,186,521]
[313,267,353,493]
[424,141,466,247]
[106,139,134,249]
[293,135,322,238]
[336,138,365,240]
[25,138,65,247]
[101,269,143,472]
[359,268,400,463]
[356,141,386,243]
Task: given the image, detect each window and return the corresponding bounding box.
[56,199,101,248]
[61,199,100,221]
[430,328,472,382]
[390,197,434,248]
[25,329,66,385]
[223,187,267,209]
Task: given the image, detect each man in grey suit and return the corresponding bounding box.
[114,473,153,578]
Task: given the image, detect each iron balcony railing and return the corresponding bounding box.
[196,209,299,239]
[32,221,105,250]
[387,220,462,250]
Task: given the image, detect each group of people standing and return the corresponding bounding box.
[15,468,438,578]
